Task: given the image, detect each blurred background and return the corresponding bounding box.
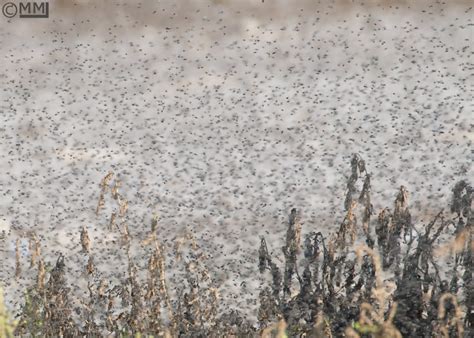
[1,0,472,317]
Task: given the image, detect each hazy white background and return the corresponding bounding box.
[0,0,472,316]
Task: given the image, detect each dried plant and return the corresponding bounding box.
[28,233,41,269]
[6,157,471,337]
[435,293,464,338]
[96,171,113,215]
[15,238,21,279]
[0,288,17,338]
[257,155,471,337]
[80,225,91,254]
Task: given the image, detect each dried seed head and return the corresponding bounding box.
[96,172,114,215]
[151,214,159,232]
[121,223,130,245]
[111,179,121,200]
[15,238,21,278]
[109,212,116,231]
[174,237,185,262]
[37,259,45,290]
[80,226,91,254]
[100,172,114,190]
[29,233,41,268]
[86,255,95,275]
[95,193,105,215]
[119,199,128,218]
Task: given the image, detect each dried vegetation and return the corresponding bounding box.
[3,154,472,337]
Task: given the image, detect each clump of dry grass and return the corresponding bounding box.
[4,154,472,337]
[344,245,401,338]
[257,154,472,337]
